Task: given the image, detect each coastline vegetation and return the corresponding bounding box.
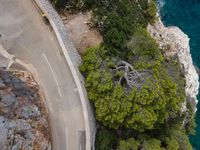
[52,0,196,149]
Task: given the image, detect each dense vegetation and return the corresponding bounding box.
[52,0,196,149]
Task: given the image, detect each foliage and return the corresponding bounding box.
[92,0,157,55]
[118,137,167,150]
[142,138,162,150]
[166,126,193,150]
[165,137,179,150]
[185,99,196,135]
[54,0,196,149]
[79,29,193,149]
[52,0,157,55]
[146,0,157,24]
[117,138,139,150]
[95,127,117,150]
[81,46,184,132]
[126,27,163,67]
[51,0,92,10]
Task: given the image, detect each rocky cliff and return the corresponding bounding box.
[0,69,51,150]
[148,19,199,110]
[0,45,51,150]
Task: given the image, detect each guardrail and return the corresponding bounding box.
[31,0,95,149]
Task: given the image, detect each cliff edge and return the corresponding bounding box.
[148,19,199,110]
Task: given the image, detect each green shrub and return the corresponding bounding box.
[95,128,117,150]
[117,138,140,150]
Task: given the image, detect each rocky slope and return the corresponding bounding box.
[0,69,51,150]
[148,19,199,110]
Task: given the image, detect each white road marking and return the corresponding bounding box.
[42,53,62,96]
[77,130,86,150]
[66,128,68,150]
[74,88,78,92]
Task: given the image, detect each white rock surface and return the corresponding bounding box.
[148,19,199,107]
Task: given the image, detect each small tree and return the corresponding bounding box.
[118,138,139,150]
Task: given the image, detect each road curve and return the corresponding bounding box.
[0,0,89,149]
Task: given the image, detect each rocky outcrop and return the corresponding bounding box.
[0,69,51,150]
[148,19,199,109]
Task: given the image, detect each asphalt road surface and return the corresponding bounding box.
[0,0,86,150]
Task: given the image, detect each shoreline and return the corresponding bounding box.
[148,18,199,110]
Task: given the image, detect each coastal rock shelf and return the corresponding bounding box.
[148,19,199,108]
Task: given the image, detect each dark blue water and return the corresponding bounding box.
[158,0,200,148]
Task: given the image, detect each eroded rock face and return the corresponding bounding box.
[0,69,51,150]
[148,19,199,109]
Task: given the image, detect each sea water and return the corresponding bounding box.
[158,0,200,149]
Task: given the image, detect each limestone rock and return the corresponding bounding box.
[0,116,8,149]
[0,69,51,150]
[148,19,199,110]
[19,104,41,119]
[0,90,16,107]
[0,79,6,88]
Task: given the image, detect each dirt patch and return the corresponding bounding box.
[61,11,103,55]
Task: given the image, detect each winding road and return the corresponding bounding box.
[0,0,87,149]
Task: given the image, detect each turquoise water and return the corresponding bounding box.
[158,0,200,149]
